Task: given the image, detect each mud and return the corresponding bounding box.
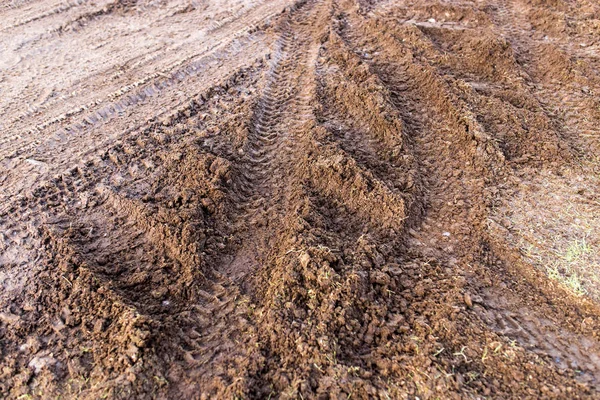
[2,0,600,398]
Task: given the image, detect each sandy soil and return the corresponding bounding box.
[1,0,600,398]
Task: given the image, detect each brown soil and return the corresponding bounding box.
[2,0,600,398]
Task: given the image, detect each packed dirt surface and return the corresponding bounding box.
[2,0,600,398]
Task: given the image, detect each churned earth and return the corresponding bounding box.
[1,0,600,398]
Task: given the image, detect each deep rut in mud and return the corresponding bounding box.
[2,0,600,398]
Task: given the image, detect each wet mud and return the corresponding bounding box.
[2,0,600,398]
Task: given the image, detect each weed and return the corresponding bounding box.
[545,238,590,297]
[563,238,591,262]
[507,170,600,300]
[492,342,502,353]
[453,346,469,362]
[347,366,360,375]
[466,371,479,383]
[153,375,168,387]
[325,349,338,365]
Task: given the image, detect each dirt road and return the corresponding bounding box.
[2,0,600,398]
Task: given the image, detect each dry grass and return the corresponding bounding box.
[497,168,600,300]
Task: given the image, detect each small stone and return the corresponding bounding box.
[93,318,106,333]
[126,343,139,362]
[299,252,310,268]
[52,318,66,334]
[464,293,473,308]
[0,312,20,325]
[19,337,41,354]
[151,287,168,299]
[29,355,56,374]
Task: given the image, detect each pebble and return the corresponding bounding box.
[0,312,20,325]
[299,252,310,268]
[28,355,56,374]
[464,292,473,308]
[93,318,106,333]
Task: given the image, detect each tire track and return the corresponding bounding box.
[334,1,600,392]
[219,0,329,280]
[0,0,286,163]
[0,0,93,31]
[487,0,600,154]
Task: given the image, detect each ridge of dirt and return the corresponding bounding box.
[2,0,600,398]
